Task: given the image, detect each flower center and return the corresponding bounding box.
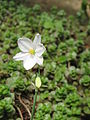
[29,49,35,55]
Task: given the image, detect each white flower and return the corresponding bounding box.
[13,33,46,70]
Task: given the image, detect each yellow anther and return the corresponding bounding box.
[29,49,35,55]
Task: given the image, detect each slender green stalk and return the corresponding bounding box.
[31,67,40,120]
[31,89,38,120]
[38,66,40,76]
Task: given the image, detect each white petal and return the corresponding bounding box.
[33,33,41,45]
[35,44,46,56]
[13,52,29,61]
[35,55,43,65]
[18,38,33,52]
[23,55,36,70]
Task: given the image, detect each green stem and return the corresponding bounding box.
[31,89,38,120]
[38,66,40,76]
[31,67,40,120]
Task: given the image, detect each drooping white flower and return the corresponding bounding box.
[13,33,46,70]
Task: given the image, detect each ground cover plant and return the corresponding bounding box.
[0,0,90,120]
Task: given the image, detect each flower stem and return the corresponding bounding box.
[31,67,40,120]
[31,89,38,120]
[38,66,40,76]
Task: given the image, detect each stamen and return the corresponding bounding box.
[29,49,35,55]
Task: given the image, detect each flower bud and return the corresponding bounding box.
[35,77,41,88]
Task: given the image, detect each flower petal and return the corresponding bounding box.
[35,55,43,65]
[18,38,33,52]
[33,33,41,45]
[13,52,29,61]
[23,55,36,70]
[35,44,46,56]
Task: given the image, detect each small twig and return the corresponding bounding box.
[14,105,23,120]
[18,95,31,119]
[68,61,70,69]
